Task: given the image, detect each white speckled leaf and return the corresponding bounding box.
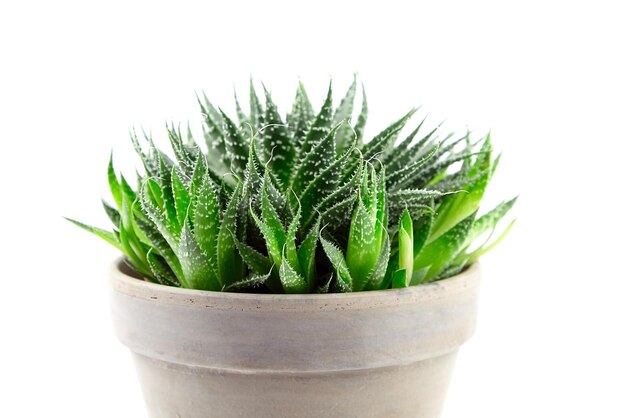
[179,219,217,290]
[320,236,353,291]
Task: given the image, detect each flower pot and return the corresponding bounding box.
[109,258,481,418]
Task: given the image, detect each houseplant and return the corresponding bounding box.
[69,78,515,417]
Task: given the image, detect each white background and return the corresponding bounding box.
[1,1,625,417]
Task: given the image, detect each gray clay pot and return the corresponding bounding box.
[109,258,481,418]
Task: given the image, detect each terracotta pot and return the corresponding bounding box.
[109,258,481,418]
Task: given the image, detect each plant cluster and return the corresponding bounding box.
[68,78,515,293]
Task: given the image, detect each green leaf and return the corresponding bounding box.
[392,269,407,289]
[65,218,122,251]
[108,154,122,209]
[233,236,273,275]
[220,109,249,176]
[360,108,417,161]
[263,88,295,187]
[188,154,208,224]
[414,213,477,282]
[284,198,302,276]
[306,159,363,230]
[140,180,179,252]
[233,88,249,127]
[287,82,315,150]
[387,189,444,206]
[340,108,415,183]
[130,130,159,178]
[386,143,440,191]
[318,194,357,236]
[412,205,434,260]
[155,151,179,233]
[382,116,429,171]
[257,174,288,265]
[179,219,216,290]
[134,215,184,281]
[118,192,150,273]
[146,249,180,287]
[278,249,308,294]
[198,93,226,164]
[346,199,377,291]
[298,82,333,159]
[102,200,120,229]
[374,166,387,250]
[217,184,245,287]
[145,177,164,210]
[193,177,220,264]
[398,209,414,286]
[249,79,264,132]
[298,216,320,290]
[428,168,489,243]
[466,219,516,264]
[167,124,195,177]
[364,230,390,290]
[333,76,357,153]
[353,84,368,146]
[250,208,282,270]
[298,129,355,223]
[223,270,272,292]
[118,224,149,277]
[171,167,191,228]
[291,123,340,196]
[321,236,353,291]
[465,197,517,245]
[332,273,352,293]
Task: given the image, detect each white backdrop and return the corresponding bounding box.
[1,1,625,417]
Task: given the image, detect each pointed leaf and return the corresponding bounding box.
[466,219,516,264]
[249,79,264,131]
[223,270,272,292]
[287,82,315,149]
[321,236,353,291]
[298,82,333,159]
[353,84,368,146]
[179,219,216,290]
[220,110,249,176]
[365,230,390,290]
[146,249,180,287]
[346,199,377,291]
[171,167,191,228]
[398,209,414,285]
[102,200,121,229]
[194,177,220,264]
[414,213,477,282]
[217,185,245,287]
[278,251,308,294]
[465,197,518,245]
[298,216,320,290]
[291,123,340,195]
[65,218,122,251]
[107,154,123,209]
[263,89,295,187]
[233,235,273,275]
[333,76,357,153]
[134,215,184,281]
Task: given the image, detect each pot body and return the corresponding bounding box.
[109,260,481,418]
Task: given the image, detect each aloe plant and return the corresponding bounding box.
[67,77,515,293]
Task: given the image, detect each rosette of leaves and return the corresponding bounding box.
[68,77,515,293]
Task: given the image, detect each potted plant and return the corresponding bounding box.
[68,78,515,418]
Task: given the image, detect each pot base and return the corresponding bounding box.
[133,351,458,418]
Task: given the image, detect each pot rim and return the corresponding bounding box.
[109,257,480,312]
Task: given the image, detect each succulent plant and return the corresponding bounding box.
[67,78,516,293]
